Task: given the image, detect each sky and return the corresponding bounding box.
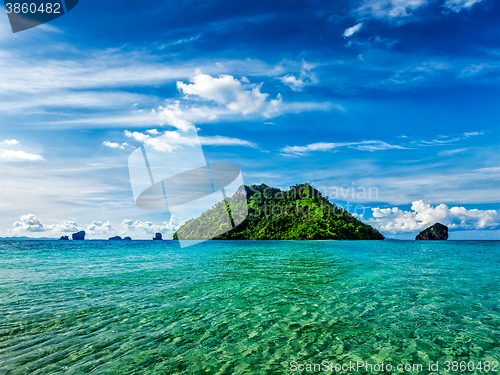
[0,0,499,240]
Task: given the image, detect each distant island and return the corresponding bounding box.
[416,223,448,240]
[174,183,384,241]
[108,236,132,241]
[72,231,86,240]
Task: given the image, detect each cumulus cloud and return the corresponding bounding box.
[369,200,499,233]
[86,220,115,235]
[158,101,204,131]
[176,71,282,116]
[103,141,125,149]
[12,214,80,234]
[343,23,363,37]
[9,214,182,239]
[121,216,183,238]
[0,150,45,161]
[2,139,19,145]
[281,140,407,156]
[13,214,45,232]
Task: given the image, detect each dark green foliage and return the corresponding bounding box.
[173,183,384,241]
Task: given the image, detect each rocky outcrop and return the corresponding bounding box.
[72,231,86,241]
[123,236,132,241]
[59,236,69,241]
[153,232,163,241]
[416,223,448,240]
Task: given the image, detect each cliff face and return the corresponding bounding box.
[174,183,385,241]
[416,223,448,240]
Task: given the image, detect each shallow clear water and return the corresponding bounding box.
[0,240,498,374]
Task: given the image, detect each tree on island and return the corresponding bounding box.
[174,183,384,241]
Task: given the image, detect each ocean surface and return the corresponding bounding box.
[0,240,498,374]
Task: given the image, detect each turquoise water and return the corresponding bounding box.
[0,240,498,374]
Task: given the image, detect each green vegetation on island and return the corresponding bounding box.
[174,183,384,241]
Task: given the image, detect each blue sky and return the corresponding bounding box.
[0,0,499,239]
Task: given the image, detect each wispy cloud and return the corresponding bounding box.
[443,0,485,13]
[198,135,258,148]
[438,147,470,156]
[353,0,430,24]
[278,60,318,92]
[280,140,407,156]
[124,129,257,152]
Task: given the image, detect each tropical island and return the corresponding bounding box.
[174,183,384,240]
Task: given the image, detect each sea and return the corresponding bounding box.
[0,240,498,374]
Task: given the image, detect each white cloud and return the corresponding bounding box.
[8,214,180,239]
[438,147,470,156]
[354,0,430,24]
[54,221,81,233]
[443,0,484,12]
[158,101,200,131]
[369,200,499,233]
[86,220,115,235]
[346,35,399,49]
[279,60,318,92]
[353,0,485,25]
[121,217,183,238]
[13,214,45,232]
[198,135,258,148]
[463,131,483,137]
[281,140,407,155]
[474,166,500,173]
[125,130,192,152]
[103,141,125,149]
[280,75,305,91]
[3,139,19,145]
[124,129,257,152]
[0,150,45,161]
[12,214,80,234]
[343,23,363,38]
[176,71,282,116]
